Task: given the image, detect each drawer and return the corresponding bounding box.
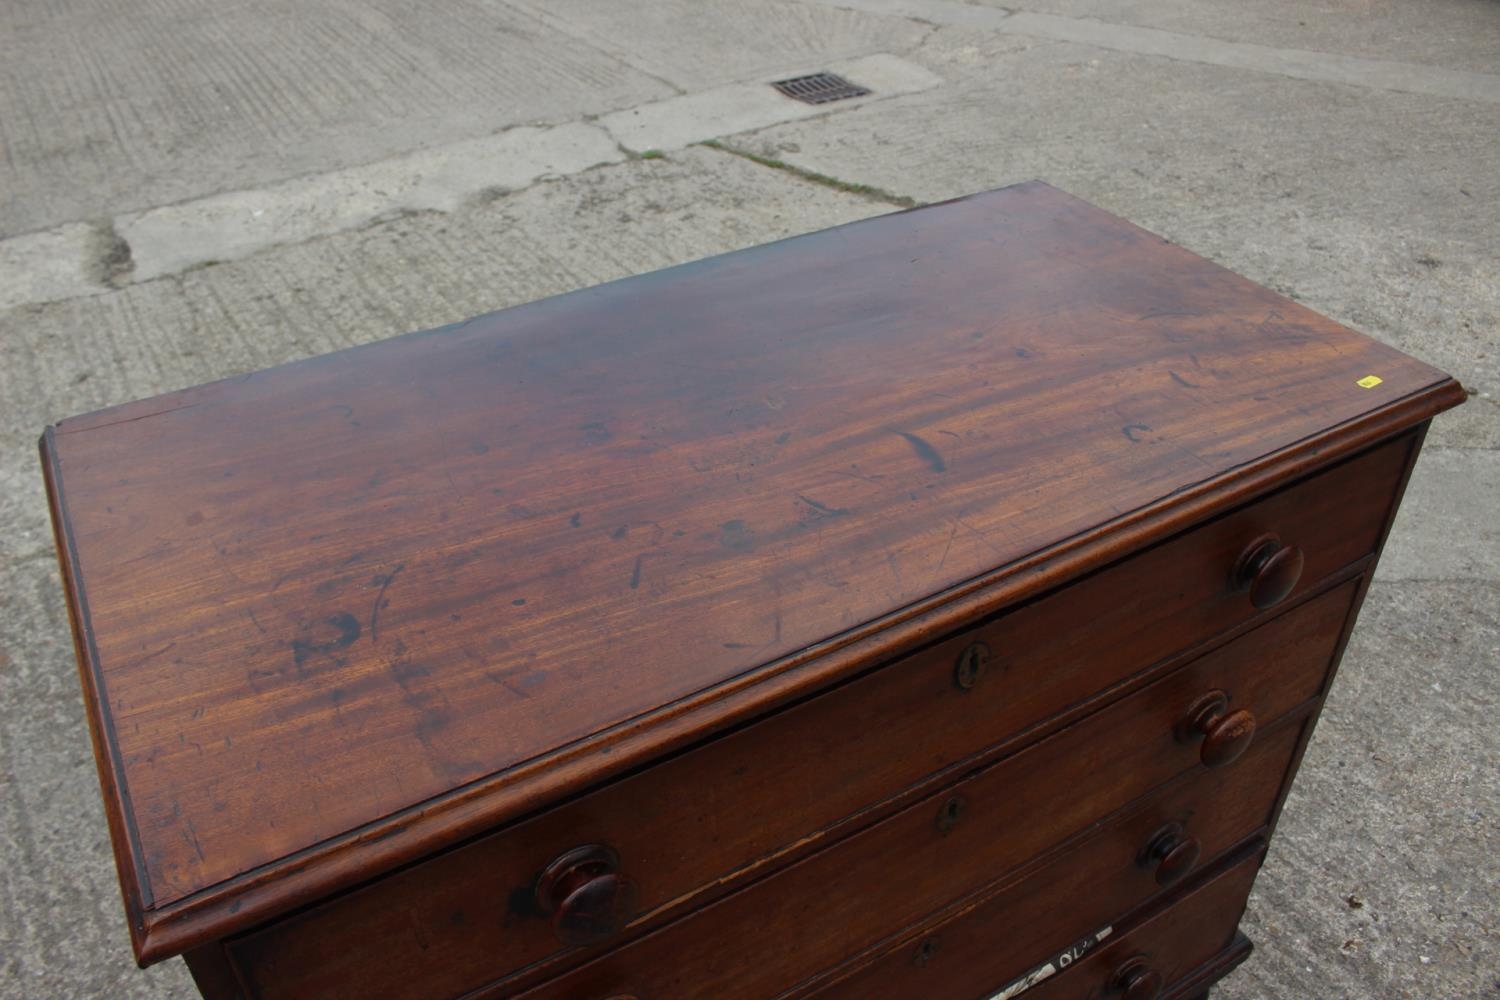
[225,431,1392,1000]
[232,580,1357,999]
[518,714,1304,1000]
[809,842,1263,1000]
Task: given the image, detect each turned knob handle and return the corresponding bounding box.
[1233,533,1304,609]
[1176,690,1256,768]
[1111,956,1164,1000]
[1139,823,1201,887]
[535,845,638,948]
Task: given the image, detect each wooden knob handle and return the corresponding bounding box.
[535,845,638,948]
[1140,823,1201,887]
[1234,534,1304,609]
[1112,957,1164,1000]
[1176,691,1256,768]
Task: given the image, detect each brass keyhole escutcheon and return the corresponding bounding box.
[954,642,991,690]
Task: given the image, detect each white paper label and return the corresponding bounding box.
[986,925,1114,1000]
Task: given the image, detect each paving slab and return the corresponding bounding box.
[106,53,935,286]
[116,121,628,284]
[0,0,931,242]
[0,0,672,238]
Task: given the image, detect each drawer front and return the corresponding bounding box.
[811,843,1263,1000]
[519,716,1304,1000]
[226,429,1399,1000]
[233,580,1356,1000]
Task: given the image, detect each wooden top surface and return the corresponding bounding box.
[43,182,1461,958]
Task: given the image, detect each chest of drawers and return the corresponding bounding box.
[42,182,1463,999]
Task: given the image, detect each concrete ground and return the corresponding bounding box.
[1,1,1496,996]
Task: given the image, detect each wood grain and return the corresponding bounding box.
[41,181,1464,960]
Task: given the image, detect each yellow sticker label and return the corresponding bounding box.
[1356,375,1384,389]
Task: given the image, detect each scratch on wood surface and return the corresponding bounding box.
[183,818,206,863]
[886,550,903,590]
[484,668,535,700]
[1253,309,1290,340]
[955,516,1006,559]
[796,494,850,518]
[127,641,177,670]
[934,519,960,578]
[369,563,406,643]
[55,399,206,434]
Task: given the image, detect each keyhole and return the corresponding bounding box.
[954,641,991,690]
[913,935,941,967]
[936,794,966,834]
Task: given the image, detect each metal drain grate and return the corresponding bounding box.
[772,72,871,105]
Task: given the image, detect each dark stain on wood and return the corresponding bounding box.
[719,520,756,552]
[290,612,360,672]
[893,429,947,473]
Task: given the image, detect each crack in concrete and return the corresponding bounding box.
[698,139,917,208]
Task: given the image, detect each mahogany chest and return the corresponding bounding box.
[42,182,1464,999]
